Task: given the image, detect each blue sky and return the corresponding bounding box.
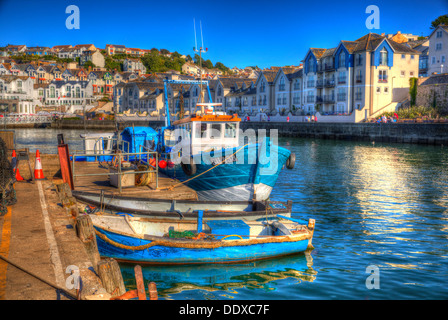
[0,0,447,68]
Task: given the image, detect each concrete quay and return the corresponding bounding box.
[0,179,109,300]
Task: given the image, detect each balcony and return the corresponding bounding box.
[378,78,388,83]
[324,79,335,87]
[316,80,324,88]
[338,77,346,84]
[307,81,315,88]
[356,75,362,83]
[316,95,323,103]
[324,63,335,72]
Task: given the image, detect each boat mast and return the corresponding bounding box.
[193,19,207,106]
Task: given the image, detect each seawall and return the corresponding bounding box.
[24,119,448,145]
[240,122,448,145]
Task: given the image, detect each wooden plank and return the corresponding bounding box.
[72,161,197,201]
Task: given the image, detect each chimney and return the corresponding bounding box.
[397,31,401,34]
[381,33,385,36]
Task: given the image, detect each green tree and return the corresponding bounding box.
[150,48,159,54]
[431,14,448,29]
[142,52,164,72]
[160,49,170,55]
[203,59,213,69]
[83,61,96,69]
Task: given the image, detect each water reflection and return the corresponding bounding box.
[120,253,317,299]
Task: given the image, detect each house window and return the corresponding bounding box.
[401,54,405,60]
[376,87,381,94]
[432,57,436,64]
[379,70,388,82]
[356,54,363,66]
[401,71,405,77]
[411,55,415,60]
[436,43,442,51]
[384,87,389,94]
[442,56,446,63]
[260,80,265,93]
[278,77,285,91]
[379,48,388,66]
[410,71,414,76]
[437,31,443,38]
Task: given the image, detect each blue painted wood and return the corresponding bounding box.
[206,220,250,240]
[94,227,310,264]
[197,210,203,233]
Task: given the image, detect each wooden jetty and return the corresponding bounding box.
[72,161,198,201]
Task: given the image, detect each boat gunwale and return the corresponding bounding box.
[73,191,292,218]
[93,219,313,249]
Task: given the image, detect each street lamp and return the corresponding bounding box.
[441,64,444,74]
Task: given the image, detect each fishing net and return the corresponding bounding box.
[0,137,16,216]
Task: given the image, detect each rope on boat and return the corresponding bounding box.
[93,226,308,251]
[160,143,250,191]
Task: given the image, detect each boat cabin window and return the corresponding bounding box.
[209,123,222,139]
[225,123,237,138]
[164,129,176,147]
[194,122,207,139]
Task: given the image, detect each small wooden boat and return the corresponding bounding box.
[73,190,292,221]
[90,213,315,265]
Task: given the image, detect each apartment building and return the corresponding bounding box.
[303,33,420,117]
[428,25,448,75]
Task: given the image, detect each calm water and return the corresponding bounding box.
[13,128,448,300]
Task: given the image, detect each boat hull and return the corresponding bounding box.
[160,140,291,201]
[94,226,311,265]
[72,190,292,221]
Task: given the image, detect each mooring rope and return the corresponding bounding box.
[160,143,250,191]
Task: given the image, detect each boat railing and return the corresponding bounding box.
[70,136,130,158]
[71,149,159,194]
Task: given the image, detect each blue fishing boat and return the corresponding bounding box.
[90,213,315,265]
[151,79,296,201]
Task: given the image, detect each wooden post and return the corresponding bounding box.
[97,258,126,298]
[134,265,146,300]
[148,282,158,300]
[76,214,101,270]
[307,219,316,250]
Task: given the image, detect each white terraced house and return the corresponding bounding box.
[0,75,36,114]
[44,80,94,111]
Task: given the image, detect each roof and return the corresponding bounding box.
[49,80,90,88]
[0,75,30,82]
[418,73,448,86]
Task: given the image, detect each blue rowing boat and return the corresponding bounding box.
[90,214,315,265]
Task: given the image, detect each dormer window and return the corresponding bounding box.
[339,52,345,68]
[379,48,388,66]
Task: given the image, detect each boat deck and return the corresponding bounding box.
[73,162,198,200]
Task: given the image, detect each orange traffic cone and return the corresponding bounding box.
[34,150,45,180]
[12,150,24,181]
